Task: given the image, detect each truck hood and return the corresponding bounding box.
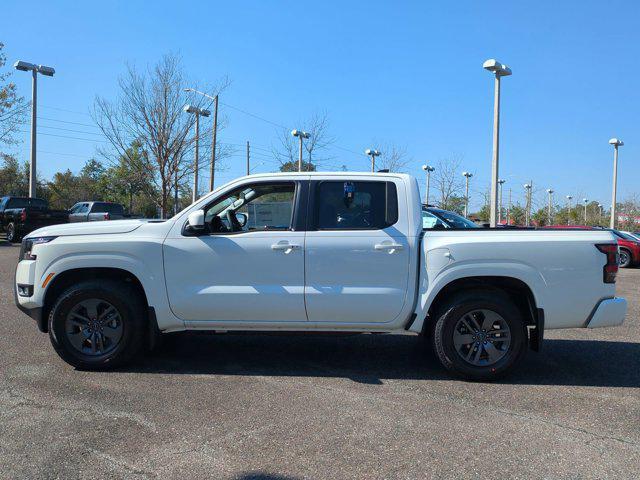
[26,219,159,238]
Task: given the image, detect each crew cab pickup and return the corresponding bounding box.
[14,172,627,380]
[68,201,127,222]
[0,196,68,243]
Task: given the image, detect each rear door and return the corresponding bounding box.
[304,178,411,324]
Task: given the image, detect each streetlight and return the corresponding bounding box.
[462,171,473,218]
[546,189,554,225]
[365,148,381,173]
[583,198,589,224]
[497,179,506,224]
[13,60,55,198]
[421,165,435,205]
[524,183,532,226]
[292,130,310,172]
[184,104,211,202]
[483,58,512,228]
[566,195,573,226]
[185,88,219,191]
[609,138,624,228]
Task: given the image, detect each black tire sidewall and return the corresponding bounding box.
[48,281,144,369]
[434,292,527,381]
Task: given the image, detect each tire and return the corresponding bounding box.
[6,222,20,243]
[619,248,632,268]
[48,280,146,370]
[432,289,527,381]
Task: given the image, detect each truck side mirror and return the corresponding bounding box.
[186,209,205,232]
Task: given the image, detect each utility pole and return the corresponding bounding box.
[462,172,473,218]
[292,130,310,172]
[498,179,506,224]
[209,95,218,191]
[566,195,573,226]
[609,138,624,229]
[524,182,532,226]
[13,61,55,197]
[246,141,250,175]
[483,59,512,227]
[583,198,589,224]
[507,188,512,225]
[183,105,211,202]
[546,189,554,225]
[421,165,435,205]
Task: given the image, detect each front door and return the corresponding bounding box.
[304,179,411,324]
[163,180,308,323]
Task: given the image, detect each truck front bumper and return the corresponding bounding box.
[14,260,47,332]
[585,297,627,328]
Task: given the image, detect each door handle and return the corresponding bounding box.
[374,243,404,253]
[271,241,300,254]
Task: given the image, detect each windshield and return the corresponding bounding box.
[614,230,638,242]
[428,209,480,229]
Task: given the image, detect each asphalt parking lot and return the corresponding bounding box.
[0,241,638,479]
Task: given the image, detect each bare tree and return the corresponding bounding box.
[0,42,28,149]
[92,53,229,217]
[377,143,410,172]
[273,111,334,171]
[433,154,464,209]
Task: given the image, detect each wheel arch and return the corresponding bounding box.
[42,267,149,333]
[420,276,543,351]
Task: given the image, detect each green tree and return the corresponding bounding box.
[0,154,27,195]
[508,204,526,226]
[279,160,316,172]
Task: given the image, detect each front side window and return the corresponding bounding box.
[203,182,296,234]
[315,181,398,230]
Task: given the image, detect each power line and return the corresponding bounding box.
[37,116,101,129]
[40,105,92,117]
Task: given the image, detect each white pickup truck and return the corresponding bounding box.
[14,172,627,380]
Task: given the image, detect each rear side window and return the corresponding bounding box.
[315,181,398,230]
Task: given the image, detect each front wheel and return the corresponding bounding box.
[48,280,146,370]
[619,248,632,268]
[6,222,20,243]
[432,290,528,381]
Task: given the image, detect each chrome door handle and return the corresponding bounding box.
[271,241,300,254]
[374,243,404,253]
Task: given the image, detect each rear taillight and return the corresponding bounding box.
[596,244,619,284]
[20,208,26,222]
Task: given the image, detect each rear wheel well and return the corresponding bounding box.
[42,268,149,333]
[425,276,539,335]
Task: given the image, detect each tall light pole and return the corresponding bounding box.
[13,61,55,198]
[524,183,532,226]
[483,59,512,228]
[609,138,624,228]
[365,149,381,173]
[598,203,603,224]
[292,130,310,172]
[497,179,506,224]
[462,171,473,218]
[546,189,554,225]
[183,105,211,202]
[566,195,573,225]
[184,88,219,191]
[583,198,589,224]
[421,165,435,205]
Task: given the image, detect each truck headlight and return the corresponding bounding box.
[21,236,57,261]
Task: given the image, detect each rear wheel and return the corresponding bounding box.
[48,280,146,370]
[619,248,632,268]
[432,290,527,381]
[6,222,20,243]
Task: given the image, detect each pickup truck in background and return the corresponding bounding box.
[0,196,68,243]
[68,201,127,222]
[14,172,627,381]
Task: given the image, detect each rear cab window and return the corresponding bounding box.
[314,181,398,230]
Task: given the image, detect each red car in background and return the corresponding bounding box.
[543,225,640,268]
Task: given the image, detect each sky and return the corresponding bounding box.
[3,0,639,211]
